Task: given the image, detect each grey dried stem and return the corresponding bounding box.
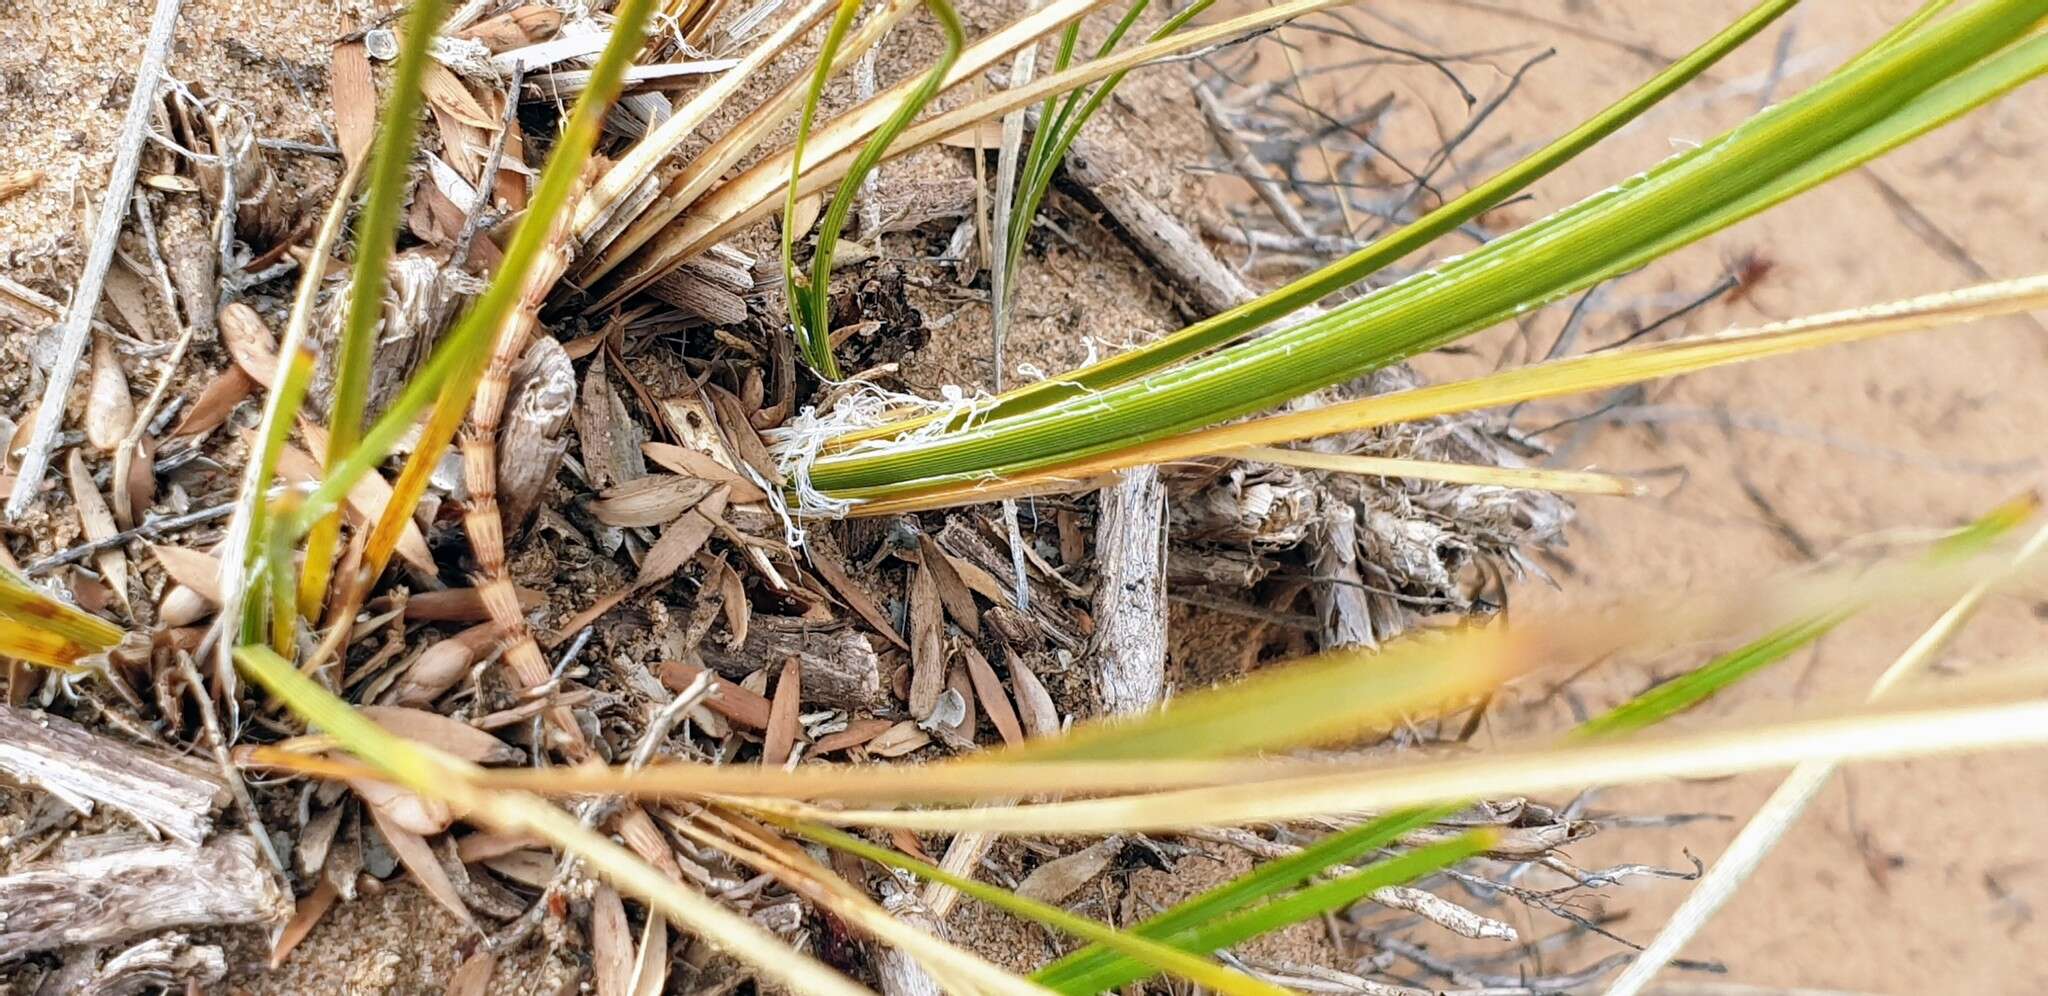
[6,0,182,520]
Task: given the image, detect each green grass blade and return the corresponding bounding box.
[296,0,448,621]
[1047,831,1496,994]
[877,0,1799,440]
[811,0,2042,494]
[330,0,445,463]
[282,0,659,548]
[1580,30,2048,300]
[795,0,967,380]
[786,820,1291,996]
[241,343,317,648]
[782,0,866,379]
[1004,0,1211,295]
[1033,805,1453,988]
[1870,0,1962,54]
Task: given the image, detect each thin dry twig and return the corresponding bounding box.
[8,0,182,519]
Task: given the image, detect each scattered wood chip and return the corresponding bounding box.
[85,336,133,452]
[1057,508,1085,566]
[1015,837,1123,905]
[398,585,544,622]
[159,584,213,626]
[591,883,634,996]
[907,564,945,720]
[148,543,222,603]
[552,488,729,640]
[703,386,779,483]
[171,364,254,438]
[697,624,882,710]
[81,932,229,992]
[457,3,564,51]
[0,833,288,955]
[636,487,729,582]
[889,828,934,863]
[630,912,668,996]
[447,947,498,996]
[102,264,158,341]
[659,660,769,730]
[270,876,338,970]
[65,449,127,610]
[648,267,747,325]
[718,557,750,645]
[330,42,376,168]
[761,656,802,766]
[351,776,453,836]
[454,830,543,864]
[119,433,156,527]
[867,720,932,758]
[810,717,893,755]
[1008,652,1061,739]
[577,355,646,491]
[962,645,1024,747]
[366,806,473,926]
[807,536,908,650]
[593,475,720,528]
[917,534,980,636]
[388,622,496,708]
[0,168,42,204]
[219,302,279,387]
[641,441,767,502]
[357,705,522,764]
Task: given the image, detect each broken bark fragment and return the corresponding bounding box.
[496,335,576,536]
[1088,467,1168,715]
[906,563,945,720]
[71,932,228,995]
[0,704,225,845]
[0,833,288,954]
[696,621,884,710]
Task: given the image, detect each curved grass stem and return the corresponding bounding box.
[829,0,1802,448]
[807,1,2046,494]
[787,0,966,379]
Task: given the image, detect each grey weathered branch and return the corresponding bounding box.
[5,0,182,519]
[1088,467,1169,715]
[0,704,225,846]
[0,834,288,955]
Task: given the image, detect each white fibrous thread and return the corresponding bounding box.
[764,379,997,546]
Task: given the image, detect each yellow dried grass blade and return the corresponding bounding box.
[583,0,920,286]
[232,644,874,995]
[841,273,2048,513]
[603,0,1176,303]
[462,756,1299,800]
[783,820,1292,996]
[575,0,841,245]
[1229,445,1644,496]
[675,809,1056,995]
[459,542,2039,804]
[0,566,124,671]
[731,667,2048,834]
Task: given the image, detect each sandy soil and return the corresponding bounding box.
[2,0,2045,993]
